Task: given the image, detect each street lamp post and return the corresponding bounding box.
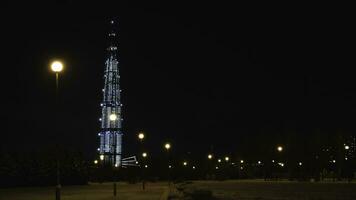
[142,152,147,190]
[164,143,171,187]
[138,132,145,190]
[50,60,63,200]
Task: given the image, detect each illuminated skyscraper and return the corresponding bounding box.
[98,20,123,167]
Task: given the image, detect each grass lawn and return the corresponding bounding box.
[0,182,168,200]
[184,180,356,200]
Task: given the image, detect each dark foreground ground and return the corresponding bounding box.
[175,180,356,200]
[0,182,168,200]
[1,180,356,200]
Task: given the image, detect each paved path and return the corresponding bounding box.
[189,180,356,200]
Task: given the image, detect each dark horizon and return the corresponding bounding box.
[1,2,354,159]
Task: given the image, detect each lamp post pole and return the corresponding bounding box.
[51,60,63,200]
[138,132,145,190]
[164,143,171,187]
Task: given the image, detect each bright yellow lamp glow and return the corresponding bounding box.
[225,156,229,161]
[164,143,171,150]
[138,132,145,140]
[109,113,117,121]
[51,61,63,72]
[345,145,350,150]
[183,161,187,166]
[100,155,104,160]
[142,152,147,157]
[94,160,98,164]
[277,146,283,152]
[208,154,213,159]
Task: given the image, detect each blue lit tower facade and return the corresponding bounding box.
[98,20,123,167]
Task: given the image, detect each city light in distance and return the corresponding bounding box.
[100,155,104,160]
[208,154,213,159]
[240,160,244,164]
[218,159,222,163]
[225,156,229,161]
[183,161,187,166]
[142,152,147,158]
[109,113,117,121]
[94,160,98,164]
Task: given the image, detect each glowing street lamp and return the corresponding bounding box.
[164,143,171,150]
[51,60,64,73]
[138,132,145,140]
[240,160,244,164]
[142,152,147,158]
[277,146,283,152]
[225,156,229,162]
[218,159,222,163]
[50,60,64,200]
[100,155,104,160]
[183,161,187,166]
[208,154,213,159]
[345,145,350,150]
[94,160,98,164]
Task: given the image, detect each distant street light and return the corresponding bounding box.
[138,132,146,190]
[138,132,145,140]
[277,146,283,152]
[240,160,244,164]
[218,159,222,163]
[164,142,171,186]
[208,154,213,159]
[183,161,187,166]
[94,160,98,164]
[299,162,302,166]
[225,156,229,162]
[164,143,171,150]
[345,145,350,150]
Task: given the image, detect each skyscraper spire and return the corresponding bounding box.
[98,19,123,167]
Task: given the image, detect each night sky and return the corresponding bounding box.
[1,2,354,158]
